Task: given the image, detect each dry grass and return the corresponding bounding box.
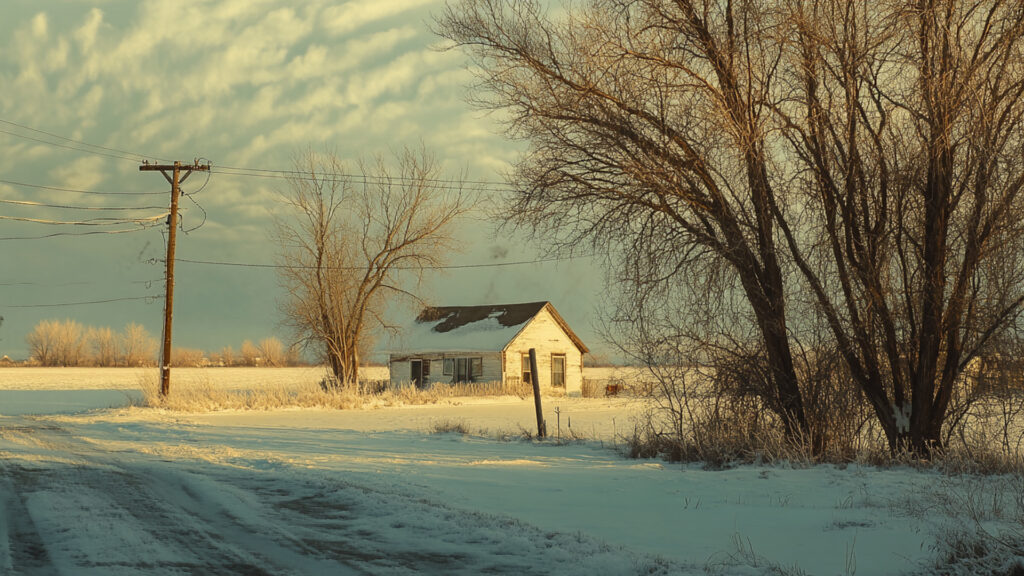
[581,378,603,398]
[907,474,1024,575]
[611,362,1024,473]
[423,379,532,399]
[431,419,472,435]
[134,374,533,412]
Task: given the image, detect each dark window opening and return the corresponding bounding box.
[551,354,566,388]
[451,356,483,383]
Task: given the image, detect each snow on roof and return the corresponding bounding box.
[392,302,550,354]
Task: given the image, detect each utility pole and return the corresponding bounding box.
[139,160,210,396]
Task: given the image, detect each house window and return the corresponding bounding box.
[443,358,454,376]
[521,353,532,385]
[449,356,483,383]
[551,354,566,388]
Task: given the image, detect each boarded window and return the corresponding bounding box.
[551,354,566,388]
[443,358,454,376]
[471,357,483,379]
[521,353,532,385]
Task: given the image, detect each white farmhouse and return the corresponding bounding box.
[389,301,588,394]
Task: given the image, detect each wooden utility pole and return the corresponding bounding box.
[139,160,210,396]
[529,348,546,438]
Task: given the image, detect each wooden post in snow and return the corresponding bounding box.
[529,348,546,438]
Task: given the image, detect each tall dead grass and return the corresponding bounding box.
[622,362,1024,474]
[135,375,531,412]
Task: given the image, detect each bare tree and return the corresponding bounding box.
[439,0,1024,455]
[120,323,157,367]
[275,147,470,388]
[26,319,87,366]
[87,326,119,367]
[171,347,206,367]
[57,320,87,367]
[27,319,59,366]
[240,340,260,366]
[773,0,1024,453]
[215,345,236,367]
[438,0,813,441]
[257,337,286,367]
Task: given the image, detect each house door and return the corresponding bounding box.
[411,360,424,389]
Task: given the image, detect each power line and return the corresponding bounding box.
[0,177,167,196]
[210,166,514,194]
[0,198,166,211]
[3,295,160,309]
[173,254,589,271]
[212,164,512,189]
[0,278,162,288]
[0,119,511,194]
[0,213,169,226]
[0,224,163,240]
[0,117,168,163]
[0,127,143,163]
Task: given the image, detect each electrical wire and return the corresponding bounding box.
[173,254,589,271]
[0,120,512,195]
[210,167,513,195]
[0,119,513,193]
[0,117,168,163]
[0,177,167,196]
[179,159,211,233]
[213,164,510,189]
[0,213,169,226]
[0,198,166,211]
[4,295,160,309]
[181,194,207,234]
[186,158,212,195]
[0,278,162,288]
[0,223,163,240]
[0,127,143,163]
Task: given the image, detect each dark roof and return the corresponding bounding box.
[416,301,549,333]
[414,301,589,354]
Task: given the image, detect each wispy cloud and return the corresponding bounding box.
[0,0,559,358]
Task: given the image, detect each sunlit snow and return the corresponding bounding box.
[0,367,1017,575]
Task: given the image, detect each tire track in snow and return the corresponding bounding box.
[0,466,58,576]
[0,419,682,575]
[0,421,356,575]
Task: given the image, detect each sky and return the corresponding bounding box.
[0,0,606,361]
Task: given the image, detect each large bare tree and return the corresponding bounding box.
[439,0,1024,454]
[775,0,1024,452]
[438,0,813,440]
[275,148,470,388]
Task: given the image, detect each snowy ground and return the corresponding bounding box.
[0,368,1020,575]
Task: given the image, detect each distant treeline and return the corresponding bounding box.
[21,319,301,367]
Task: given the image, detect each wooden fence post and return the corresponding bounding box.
[529,348,546,438]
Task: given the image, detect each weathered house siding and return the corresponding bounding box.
[389,351,502,388]
[503,308,584,394]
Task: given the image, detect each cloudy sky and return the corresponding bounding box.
[0,0,605,360]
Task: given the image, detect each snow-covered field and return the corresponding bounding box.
[0,367,1020,574]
